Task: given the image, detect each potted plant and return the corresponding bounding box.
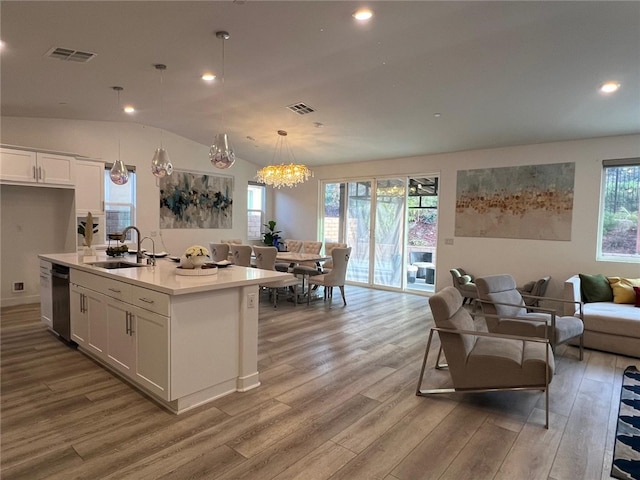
[263,220,282,247]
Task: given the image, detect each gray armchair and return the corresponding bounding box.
[517,276,551,307]
[476,274,584,359]
[417,286,554,428]
[449,268,478,304]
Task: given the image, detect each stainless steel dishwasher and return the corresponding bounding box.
[51,264,72,343]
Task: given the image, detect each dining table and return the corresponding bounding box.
[275,251,331,301]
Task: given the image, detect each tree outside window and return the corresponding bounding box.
[599,160,639,261]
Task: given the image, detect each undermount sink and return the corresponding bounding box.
[87,261,145,270]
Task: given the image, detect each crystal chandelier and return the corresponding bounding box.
[151,64,173,177]
[376,182,405,197]
[209,30,235,169]
[256,130,313,188]
[109,86,129,185]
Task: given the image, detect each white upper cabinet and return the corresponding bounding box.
[75,159,105,214]
[0,148,75,187]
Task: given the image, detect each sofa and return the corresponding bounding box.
[564,274,640,358]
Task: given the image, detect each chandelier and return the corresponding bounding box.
[209,30,235,169]
[256,130,313,188]
[151,64,173,178]
[109,86,129,185]
[377,182,405,197]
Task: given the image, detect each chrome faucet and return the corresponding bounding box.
[140,236,156,266]
[121,225,143,263]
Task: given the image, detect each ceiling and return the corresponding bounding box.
[1,1,639,167]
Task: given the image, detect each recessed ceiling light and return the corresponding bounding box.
[600,81,621,94]
[434,113,442,118]
[124,105,135,114]
[353,8,373,21]
[202,73,216,82]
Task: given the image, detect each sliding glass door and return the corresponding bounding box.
[373,179,405,288]
[345,181,371,284]
[323,178,406,289]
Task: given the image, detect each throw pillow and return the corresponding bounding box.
[634,286,640,307]
[579,273,613,303]
[608,277,640,304]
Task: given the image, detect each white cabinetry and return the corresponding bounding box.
[39,260,53,328]
[0,148,75,187]
[70,284,88,346]
[70,269,169,400]
[106,299,135,375]
[70,282,108,360]
[75,159,105,214]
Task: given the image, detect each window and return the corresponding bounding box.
[104,166,136,243]
[599,158,639,262]
[248,182,265,240]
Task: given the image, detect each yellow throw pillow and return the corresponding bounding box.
[608,277,640,304]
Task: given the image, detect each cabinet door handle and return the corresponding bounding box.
[125,312,130,335]
[33,166,37,180]
[129,314,135,336]
[108,288,122,294]
[138,297,154,304]
[38,166,43,180]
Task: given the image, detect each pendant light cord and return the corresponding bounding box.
[160,67,165,148]
[116,88,121,161]
[221,35,226,127]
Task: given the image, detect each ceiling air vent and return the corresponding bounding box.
[45,47,97,63]
[286,102,315,115]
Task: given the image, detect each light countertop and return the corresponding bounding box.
[39,252,294,296]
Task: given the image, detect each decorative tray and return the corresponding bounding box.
[175,265,218,276]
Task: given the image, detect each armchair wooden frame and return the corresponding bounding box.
[417,325,553,429]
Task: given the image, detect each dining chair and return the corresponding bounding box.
[321,242,347,273]
[253,246,299,307]
[292,241,323,276]
[307,247,351,306]
[208,242,230,262]
[230,245,253,267]
[275,239,304,272]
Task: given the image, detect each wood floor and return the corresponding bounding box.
[1,286,638,480]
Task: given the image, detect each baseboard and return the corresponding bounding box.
[1,295,39,308]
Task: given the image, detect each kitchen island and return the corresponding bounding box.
[39,252,293,413]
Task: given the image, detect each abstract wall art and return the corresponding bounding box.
[159,170,233,229]
[455,162,575,240]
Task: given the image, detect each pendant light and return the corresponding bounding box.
[209,30,235,169]
[256,130,313,188]
[109,86,129,185]
[151,63,173,177]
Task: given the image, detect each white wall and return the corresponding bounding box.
[275,134,640,298]
[2,115,638,305]
[1,116,269,306]
[1,185,76,304]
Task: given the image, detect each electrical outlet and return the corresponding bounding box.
[150,231,157,237]
[247,293,256,308]
[12,281,25,293]
[445,238,454,245]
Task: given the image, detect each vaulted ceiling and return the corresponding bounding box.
[1,1,639,167]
